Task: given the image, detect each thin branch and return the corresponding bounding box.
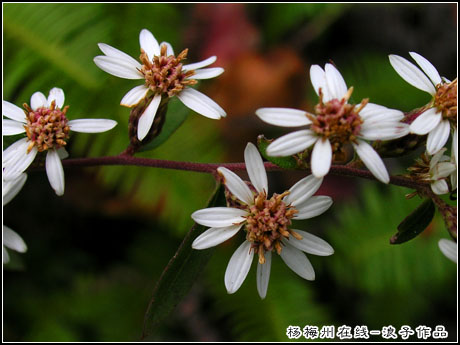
[55,154,428,191]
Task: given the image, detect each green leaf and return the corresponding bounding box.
[257,135,300,170]
[326,183,453,327]
[142,184,226,339]
[3,3,103,90]
[390,198,436,244]
[140,97,190,152]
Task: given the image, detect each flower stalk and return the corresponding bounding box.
[34,154,428,192]
[124,96,169,155]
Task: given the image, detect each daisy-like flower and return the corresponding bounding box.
[450,129,457,191]
[3,173,28,264]
[428,149,457,195]
[389,52,457,155]
[407,148,456,195]
[94,28,226,141]
[191,142,334,298]
[3,88,117,196]
[256,63,409,184]
[438,239,457,263]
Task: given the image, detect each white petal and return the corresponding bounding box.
[217,167,254,205]
[431,179,449,195]
[389,54,436,95]
[310,138,332,178]
[310,65,329,100]
[429,148,447,169]
[120,84,150,107]
[191,207,247,228]
[255,107,312,127]
[3,142,37,180]
[3,247,10,264]
[68,119,118,133]
[3,173,27,206]
[284,174,323,207]
[359,103,404,122]
[294,196,333,220]
[244,142,268,195]
[57,147,69,160]
[160,41,174,56]
[452,128,457,190]
[46,149,65,196]
[137,94,162,141]
[353,140,389,184]
[2,100,27,122]
[3,225,27,253]
[192,224,243,250]
[431,162,456,180]
[190,67,224,80]
[3,138,29,166]
[177,88,226,119]
[3,119,26,135]
[426,120,451,155]
[139,29,160,60]
[97,43,142,68]
[409,52,442,86]
[183,56,217,71]
[280,243,315,280]
[325,63,348,100]
[30,91,47,110]
[256,251,271,299]
[93,56,144,80]
[286,230,334,256]
[452,128,457,165]
[359,121,410,141]
[409,108,442,135]
[438,239,457,263]
[47,87,65,108]
[225,240,254,294]
[266,130,317,156]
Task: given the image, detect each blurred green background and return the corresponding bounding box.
[3,3,457,342]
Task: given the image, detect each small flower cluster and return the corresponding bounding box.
[3,88,118,195]
[3,29,226,264]
[2,27,456,297]
[192,143,334,298]
[93,29,226,141]
[389,53,457,195]
[191,52,457,297]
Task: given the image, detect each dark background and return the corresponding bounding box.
[3,3,457,341]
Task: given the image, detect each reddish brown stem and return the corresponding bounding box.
[56,154,427,191]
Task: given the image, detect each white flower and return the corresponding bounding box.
[94,28,226,141]
[256,63,409,184]
[191,142,334,298]
[428,148,456,195]
[3,173,28,264]
[3,88,117,196]
[438,239,457,263]
[450,128,457,191]
[389,52,457,155]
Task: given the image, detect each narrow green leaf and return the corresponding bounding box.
[390,199,435,244]
[142,184,226,339]
[257,135,300,170]
[3,5,101,90]
[140,98,190,152]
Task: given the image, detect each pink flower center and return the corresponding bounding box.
[23,101,70,153]
[244,191,301,264]
[139,44,197,98]
[309,87,366,154]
